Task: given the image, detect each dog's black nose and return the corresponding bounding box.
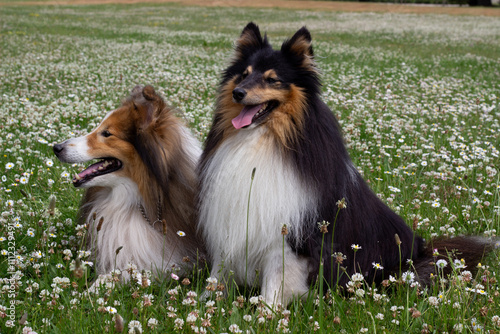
[53,143,64,155]
[232,87,247,102]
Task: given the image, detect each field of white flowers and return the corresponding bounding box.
[1,2,499,333]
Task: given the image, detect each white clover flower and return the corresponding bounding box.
[249,296,259,305]
[186,313,197,323]
[351,273,364,282]
[147,318,158,329]
[187,291,197,298]
[128,320,142,334]
[206,277,217,284]
[428,296,439,306]
[228,324,242,333]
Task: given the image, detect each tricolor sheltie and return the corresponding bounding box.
[54,85,204,281]
[198,23,495,305]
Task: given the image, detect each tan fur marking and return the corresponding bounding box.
[216,77,307,150]
[237,34,257,49]
[244,66,253,76]
[86,107,137,172]
[241,87,286,105]
[288,36,317,71]
[267,84,307,149]
[214,77,242,143]
[289,35,312,58]
[234,31,260,60]
[263,69,278,80]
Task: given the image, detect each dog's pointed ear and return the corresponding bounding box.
[281,26,314,62]
[234,22,268,59]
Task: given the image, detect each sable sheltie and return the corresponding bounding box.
[198,23,496,305]
[54,85,204,281]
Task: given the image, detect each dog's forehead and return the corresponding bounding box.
[249,49,283,72]
[99,105,133,127]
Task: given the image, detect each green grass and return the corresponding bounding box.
[1,2,499,333]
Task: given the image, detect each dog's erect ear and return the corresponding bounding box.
[235,22,268,59]
[281,26,314,62]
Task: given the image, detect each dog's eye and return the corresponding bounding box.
[101,130,112,138]
[266,77,279,84]
[241,72,249,79]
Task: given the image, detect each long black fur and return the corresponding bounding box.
[202,22,495,291]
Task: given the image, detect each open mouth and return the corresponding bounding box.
[72,158,122,187]
[232,101,278,129]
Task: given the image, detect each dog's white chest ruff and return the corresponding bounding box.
[199,128,316,284]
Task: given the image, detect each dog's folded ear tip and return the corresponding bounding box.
[142,85,157,101]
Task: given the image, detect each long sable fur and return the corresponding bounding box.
[77,86,203,277]
[199,22,495,292]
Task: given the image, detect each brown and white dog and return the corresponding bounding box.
[54,85,204,282]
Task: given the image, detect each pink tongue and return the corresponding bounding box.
[232,104,263,129]
[78,160,106,178]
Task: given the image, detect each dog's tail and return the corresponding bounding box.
[411,236,498,285]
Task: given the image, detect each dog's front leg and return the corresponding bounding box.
[200,258,230,301]
[260,245,310,307]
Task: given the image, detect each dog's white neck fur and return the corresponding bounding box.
[199,127,316,304]
[84,179,182,279]
[80,123,201,280]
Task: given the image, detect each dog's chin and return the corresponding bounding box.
[72,158,123,188]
